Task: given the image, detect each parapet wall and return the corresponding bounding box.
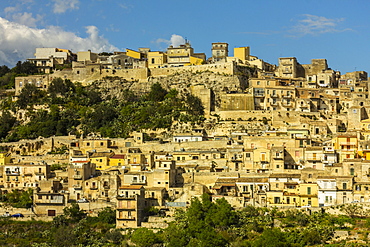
[149,62,235,77]
[101,68,149,81]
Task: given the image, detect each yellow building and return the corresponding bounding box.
[234,47,250,64]
[332,134,359,162]
[147,51,167,68]
[116,185,145,228]
[298,183,319,207]
[89,152,115,170]
[361,119,370,143]
[2,163,51,190]
[109,154,126,167]
[126,48,142,60]
[0,152,11,166]
[189,56,204,65]
[167,42,193,66]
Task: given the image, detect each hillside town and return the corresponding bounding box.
[1,41,370,230]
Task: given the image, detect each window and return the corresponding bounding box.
[48,210,56,216]
[307,187,311,195]
[343,183,347,190]
[350,168,355,176]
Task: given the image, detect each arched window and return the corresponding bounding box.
[350,168,355,176]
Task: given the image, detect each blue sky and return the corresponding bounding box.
[0,0,369,74]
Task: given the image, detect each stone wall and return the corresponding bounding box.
[149,62,235,77]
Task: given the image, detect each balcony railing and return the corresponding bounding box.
[281,102,292,107]
[117,195,136,200]
[306,157,321,161]
[131,179,146,185]
[73,185,82,190]
[73,175,83,180]
[5,171,20,176]
[118,216,136,220]
[254,93,265,97]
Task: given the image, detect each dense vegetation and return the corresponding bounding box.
[128,195,370,246]
[0,204,119,247]
[1,194,370,246]
[0,189,33,208]
[0,76,204,142]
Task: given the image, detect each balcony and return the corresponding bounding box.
[341,142,357,146]
[273,154,283,160]
[271,94,279,98]
[35,172,44,176]
[117,195,136,200]
[306,156,321,161]
[254,93,265,97]
[73,184,82,190]
[5,171,20,176]
[90,187,98,190]
[257,190,267,194]
[103,185,110,190]
[73,175,83,180]
[131,179,146,185]
[282,94,292,99]
[117,216,136,221]
[270,101,279,106]
[281,102,292,107]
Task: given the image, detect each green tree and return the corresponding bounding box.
[163,194,229,247]
[2,188,33,208]
[48,78,75,96]
[0,65,10,77]
[12,61,38,75]
[252,228,290,247]
[185,94,204,116]
[63,202,87,223]
[147,82,167,102]
[0,110,16,139]
[339,203,367,218]
[131,227,162,247]
[17,83,46,109]
[97,207,116,224]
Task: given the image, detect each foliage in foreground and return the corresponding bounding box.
[0,203,121,247]
[129,195,369,247]
[1,194,370,246]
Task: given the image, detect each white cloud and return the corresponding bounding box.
[155,34,186,48]
[4,6,18,14]
[290,14,352,37]
[11,12,42,28]
[170,34,186,47]
[0,17,118,67]
[52,0,79,14]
